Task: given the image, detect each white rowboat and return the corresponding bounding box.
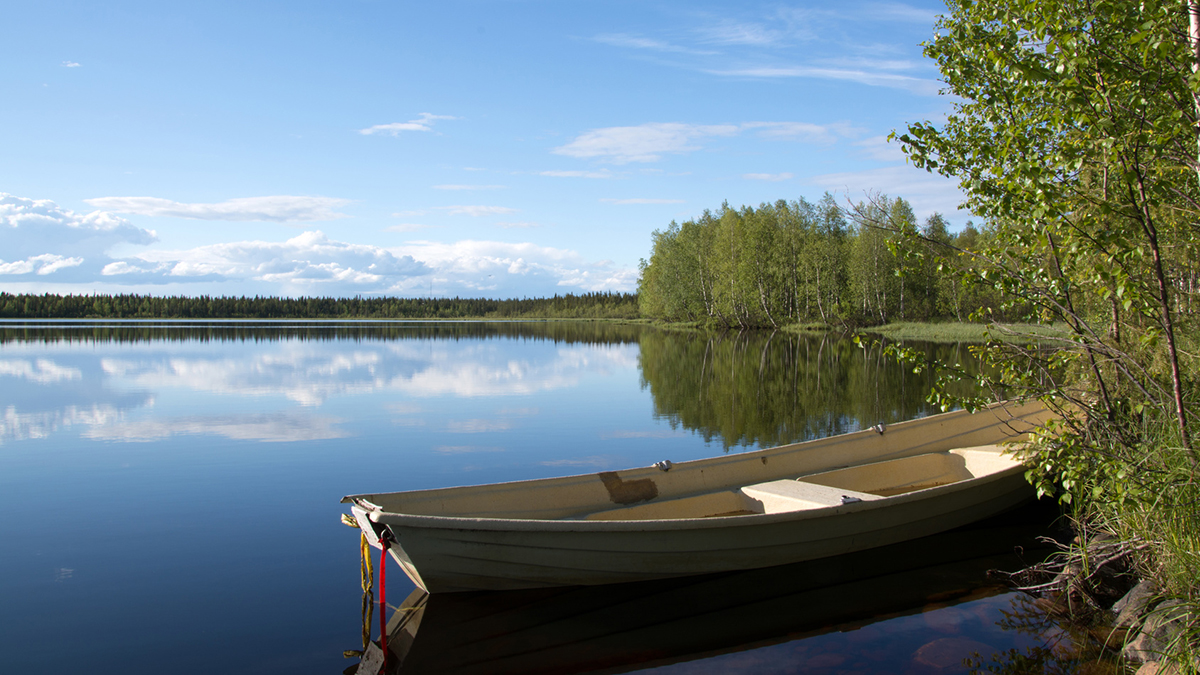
[343,401,1051,593]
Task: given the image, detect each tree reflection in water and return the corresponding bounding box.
[638,330,987,450]
[965,593,1122,675]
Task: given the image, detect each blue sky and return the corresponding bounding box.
[1,0,964,299]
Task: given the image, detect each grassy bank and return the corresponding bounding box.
[859,321,1068,343]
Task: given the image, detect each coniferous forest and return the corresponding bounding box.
[0,291,639,320]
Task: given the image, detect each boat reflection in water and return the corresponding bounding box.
[348,502,1070,675]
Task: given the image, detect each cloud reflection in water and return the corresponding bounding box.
[0,338,640,444]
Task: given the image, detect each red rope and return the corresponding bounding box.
[379,535,389,673]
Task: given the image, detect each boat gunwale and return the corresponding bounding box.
[343,402,1042,520]
[364,462,1029,533]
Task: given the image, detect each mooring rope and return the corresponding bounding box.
[341,513,379,663]
[379,533,391,673]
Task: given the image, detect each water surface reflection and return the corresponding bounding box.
[356,503,1114,675]
[0,321,1035,675]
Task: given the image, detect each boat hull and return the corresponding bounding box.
[372,466,1031,592]
[373,502,1061,675]
[347,401,1051,593]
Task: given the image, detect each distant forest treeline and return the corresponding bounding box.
[0,291,640,320]
[0,319,647,346]
[637,194,1008,328]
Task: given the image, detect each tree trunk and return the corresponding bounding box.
[1191,0,1200,188]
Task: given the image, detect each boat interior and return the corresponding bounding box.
[580,445,1018,521]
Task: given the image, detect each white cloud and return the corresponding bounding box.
[84,195,350,223]
[4,192,635,297]
[0,254,84,275]
[808,165,969,221]
[393,240,638,294]
[101,261,146,275]
[62,61,81,67]
[554,123,740,163]
[440,205,518,217]
[432,184,505,191]
[359,112,457,135]
[601,198,685,205]
[539,170,614,178]
[495,221,539,229]
[744,173,794,182]
[124,230,428,292]
[0,193,157,280]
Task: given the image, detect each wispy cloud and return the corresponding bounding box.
[707,65,941,95]
[593,6,941,96]
[62,61,81,68]
[539,455,620,468]
[432,184,505,191]
[85,195,351,223]
[555,121,857,164]
[554,123,740,163]
[866,2,938,23]
[359,113,456,136]
[436,445,505,454]
[539,170,614,178]
[384,223,430,233]
[744,173,794,182]
[598,429,688,439]
[386,403,424,415]
[808,165,968,220]
[696,20,782,45]
[446,419,512,433]
[496,221,539,229]
[440,205,518,217]
[84,413,348,443]
[816,56,919,71]
[855,135,906,161]
[592,33,716,55]
[743,121,859,144]
[600,198,684,205]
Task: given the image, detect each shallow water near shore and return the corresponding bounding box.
[0,321,1105,674]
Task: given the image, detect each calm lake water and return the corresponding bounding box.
[0,321,1102,674]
